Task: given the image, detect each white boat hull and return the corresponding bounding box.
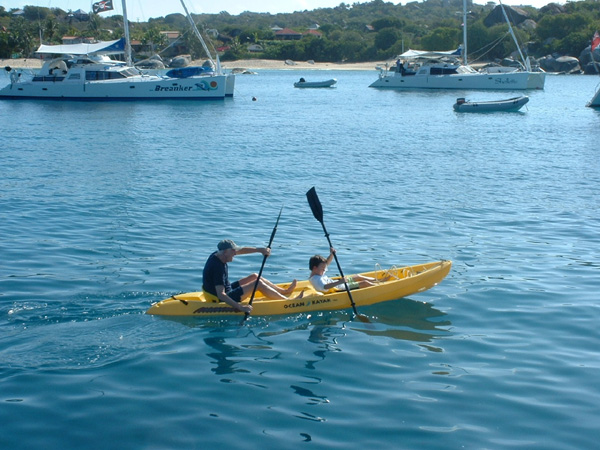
[0,73,227,100]
[370,70,545,91]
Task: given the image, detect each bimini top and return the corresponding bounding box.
[36,38,125,56]
[398,47,462,59]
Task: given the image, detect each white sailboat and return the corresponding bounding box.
[0,0,227,100]
[370,0,545,91]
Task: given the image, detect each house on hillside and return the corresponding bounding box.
[159,31,185,56]
[68,9,89,21]
[275,28,302,40]
[160,31,180,45]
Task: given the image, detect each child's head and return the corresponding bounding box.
[309,255,327,272]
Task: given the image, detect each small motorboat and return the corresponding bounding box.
[453,95,529,112]
[294,77,337,88]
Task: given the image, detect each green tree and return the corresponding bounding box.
[374,27,399,51]
[10,17,35,57]
[142,26,169,54]
[536,13,591,41]
[421,27,460,51]
[44,16,59,43]
[371,17,404,31]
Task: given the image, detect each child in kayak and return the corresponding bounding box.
[309,248,377,293]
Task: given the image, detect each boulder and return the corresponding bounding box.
[578,46,600,67]
[484,5,529,28]
[500,57,522,68]
[539,3,565,15]
[555,56,581,74]
[135,59,165,69]
[169,55,192,68]
[519,19,537,32]
[583,61,600,75]
[200,59,214,69]
[538,55,581,73]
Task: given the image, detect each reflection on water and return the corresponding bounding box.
[184,297,450,380]
[358,297,451,344]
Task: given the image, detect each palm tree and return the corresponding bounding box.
[44,16,58,43]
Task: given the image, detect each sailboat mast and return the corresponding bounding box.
[499,0,529,70]
[179,0,215,67]
[462,0,468,65]
[121,0,133,66]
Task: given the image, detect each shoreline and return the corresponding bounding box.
[1,58,386,71]
[220,59,385,71]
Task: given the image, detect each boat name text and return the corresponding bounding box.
[494,78,518,85]
[155,85,194,92]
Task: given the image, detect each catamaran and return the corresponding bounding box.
[0,0,231,100]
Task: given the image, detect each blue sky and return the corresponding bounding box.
[3,0,565,20]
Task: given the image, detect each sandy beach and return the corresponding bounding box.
[1,58,386,71]
[221,59,385,71]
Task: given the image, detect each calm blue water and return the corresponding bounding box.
[1,70,599,449]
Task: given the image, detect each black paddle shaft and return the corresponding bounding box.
[306,187,359,316]
[248,207,283,308]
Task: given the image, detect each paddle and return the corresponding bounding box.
[306,187,369,322]
[243,206,283,321]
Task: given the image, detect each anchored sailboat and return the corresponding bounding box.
[0,0,228,100]
[370,0,545,91]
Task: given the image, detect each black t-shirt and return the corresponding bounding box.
[202,252,230,296]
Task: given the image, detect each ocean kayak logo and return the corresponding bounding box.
[154,80,219,92]
[284,298,332,309]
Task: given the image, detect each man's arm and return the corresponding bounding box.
[235,247,271,257]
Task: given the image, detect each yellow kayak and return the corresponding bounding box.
[146,260,451,317]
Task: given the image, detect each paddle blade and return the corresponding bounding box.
[306,187,323,222]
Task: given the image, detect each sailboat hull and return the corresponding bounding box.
[0,74,227,100]
[370,70,545,91]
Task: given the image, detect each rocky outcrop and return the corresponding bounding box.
[168,55,192,68]
[539,3,565,15]
[579,46,600,74]
[538,55,581,73]
[519,19,537,32]
[135,55,165,69]
[484,5,529,27]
